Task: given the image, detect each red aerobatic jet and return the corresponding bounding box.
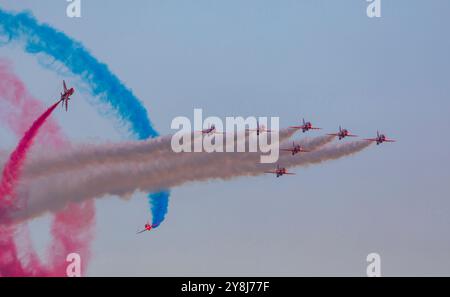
[281,141,310,155]
[197,124,224,135]
[290,118,321,133]
[137,222,154,234]
[246,121,273,136]
[60,80,75,111]
[265,165,295,178]
[364,131,396,145]
[327,126,358,140]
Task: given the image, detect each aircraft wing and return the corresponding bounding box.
[284,172,296,175]
[327,133,339,136]
[63,80,68,92]
[385,139,396,142]
[289,126,303,129]
[347,134,358,137]
[310,127,322,130]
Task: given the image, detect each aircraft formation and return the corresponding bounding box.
[155,121,395,231]
[55,81,394,233]
[264,118,395,178]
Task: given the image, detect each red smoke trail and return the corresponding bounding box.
[0,60,94,276]
[0,225,26,276]
[0,100,60,277]
[0,101,59,276]
[0,63,65,149]
[0,101,60,203]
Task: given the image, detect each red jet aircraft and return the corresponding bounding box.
[364,131,396,145]
[246,121,273,136]
[327,126,358,140]
[197,124,224,135]
[60,80,75,111]
[290,118,321,133]
[281,142,310,155]
[265,165,295,178]
[137,222,154,234]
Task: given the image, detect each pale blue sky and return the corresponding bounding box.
[1,0,450,276]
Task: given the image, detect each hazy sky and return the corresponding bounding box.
[1,0,450,276]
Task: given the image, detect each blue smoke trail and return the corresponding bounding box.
[149,192,169,228]
[0,9,169,228]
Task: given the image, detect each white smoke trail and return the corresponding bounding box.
[21,129,296,178]
[6,138,371,223]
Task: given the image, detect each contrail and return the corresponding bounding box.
[0,8,170,228]
[6,137,370,224]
